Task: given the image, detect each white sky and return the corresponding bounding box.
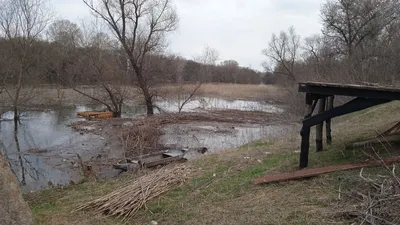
[52,0,324,71]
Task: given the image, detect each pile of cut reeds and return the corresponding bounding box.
[77,165,191,221]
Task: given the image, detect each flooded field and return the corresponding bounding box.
[0,97,289,192]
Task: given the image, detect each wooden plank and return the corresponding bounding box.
[316,97,326,152]
[77,111,114,118]
[141,155,186,168]
[345,134,400,149]
[254,156,400,185]
[298,82,400,100]
[299,82,400,93]
[382,121,400,136]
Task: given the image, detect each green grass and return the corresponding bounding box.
[26,101,400,225]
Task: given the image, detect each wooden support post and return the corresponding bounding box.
[316,97,326,152]
[300,125,310,169]
[325,96,334,145]
[300,94,314,169]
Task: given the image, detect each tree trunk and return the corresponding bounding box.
[113,111,121,118]
[0,153,34,225]
[143,89,154,115]
[13,106,19,122]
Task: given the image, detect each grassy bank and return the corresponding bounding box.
[25,101,400,225]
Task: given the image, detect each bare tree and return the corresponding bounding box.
[262,26,300,82]
[0,0,52,121]
[173,46,219,112]
[321,0,398,57]
[193,46,219,81]
[320,0,400,82]
[47,19,83,47]
[56,19,130,117]
[82,0,179,116]
[220,60,239,83]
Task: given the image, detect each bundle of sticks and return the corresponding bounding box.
[77,165,191,222]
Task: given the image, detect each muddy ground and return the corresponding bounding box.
[66,110,295,185]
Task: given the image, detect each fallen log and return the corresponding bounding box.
[253,155,400,185]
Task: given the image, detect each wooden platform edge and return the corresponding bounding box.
[253,156,400,185]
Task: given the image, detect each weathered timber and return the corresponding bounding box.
[77,111,113,119]
[254,155,400,185]
[381,121,400,136]
[316,97,326,152]
[345,134,400,150]
[325,96,334,145]
[303,98,391,127]
[299,100,314,169]
[298,82,400,168]
[299,82,400,100]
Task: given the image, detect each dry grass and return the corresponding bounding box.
[0,85,140,107]
[0,83,283,109]
[156,83,283,101]
[76,165,192,222]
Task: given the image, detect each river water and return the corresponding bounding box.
[0,97,287,192]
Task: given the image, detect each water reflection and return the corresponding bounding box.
[0,109,84,191]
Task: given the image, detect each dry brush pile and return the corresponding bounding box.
[76,165,192,222]
[333,164,400,225]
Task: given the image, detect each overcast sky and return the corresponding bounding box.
[52,0,324,71]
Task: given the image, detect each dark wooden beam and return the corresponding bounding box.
[325,96,334,145]
[316,97,326,152]
[299,82,400,100]
[299,100,314,169]
[303,98,391,127]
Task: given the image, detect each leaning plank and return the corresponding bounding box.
[253,155,400,185]
[345,134,400,149]
[381,121,400,136]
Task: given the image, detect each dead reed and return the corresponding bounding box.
[76,165,192,222]
[120,118,164,157]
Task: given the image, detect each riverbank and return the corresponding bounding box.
[24,101,400,224]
